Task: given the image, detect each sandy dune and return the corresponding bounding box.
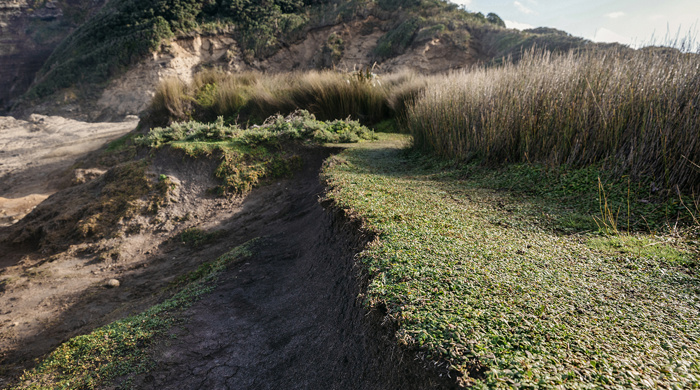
[0,115,138,226]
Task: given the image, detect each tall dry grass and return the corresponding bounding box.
[147,69,429,126]
[407,48,700,193]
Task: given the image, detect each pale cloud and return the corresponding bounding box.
[605,11,625,19]
[505,20,534,30]
[593,27,632,45]
[514,1,535,14]
[450,0,473,7]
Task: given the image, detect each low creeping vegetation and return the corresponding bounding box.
[323,135,699,388]
[11,240,257,390]
[138,111,376,194]
[177,227,224,248]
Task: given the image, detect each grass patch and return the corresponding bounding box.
[587,235,696,270]
[323,134,700,388]
[146,69,430,127]
[445,162,700,234]
[138,111,376,194]
[10,240,257,390]
[177,227,223,248]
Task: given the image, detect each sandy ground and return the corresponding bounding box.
[0,115,138,226]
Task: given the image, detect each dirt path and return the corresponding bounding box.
[1,147,453,389]
[111,150,452,389]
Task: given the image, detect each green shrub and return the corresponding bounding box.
[138,111,375,194]
[373,17,420,59]
[319,32,345,68]
[486,12,505,27]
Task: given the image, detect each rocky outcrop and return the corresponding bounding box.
[0,0,106,111]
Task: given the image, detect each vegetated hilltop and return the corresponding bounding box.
[11,0,612,120]
[0,0,108,111]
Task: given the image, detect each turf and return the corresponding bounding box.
[322,134,700,388]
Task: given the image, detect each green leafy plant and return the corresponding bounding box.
[323,135,700,388]
[138,111,375,194]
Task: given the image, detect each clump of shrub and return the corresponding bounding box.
[373,17,420,59]
[139,111,376,194]
[177,227,222,248]
[319,32,345,68]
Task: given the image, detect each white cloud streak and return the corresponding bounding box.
[593,27,631,45]
[514,1,534,14]
[505,20,534,30]
[450,0,473,7]
[605,11,626,19]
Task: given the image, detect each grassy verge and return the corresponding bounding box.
[138,111,376,194]
[323,134,699,388]
[10,240,257,390]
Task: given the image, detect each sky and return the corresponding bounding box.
[449,0,700,49]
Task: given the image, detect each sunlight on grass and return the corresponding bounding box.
[323,135,700,388]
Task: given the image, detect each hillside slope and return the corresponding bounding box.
[0,0,107,111]
[10,0,613,120]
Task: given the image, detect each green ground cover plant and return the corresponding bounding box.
[323,134,699,388]
[452,162,700,234]
[177,227,224,248]
[138,111,376,194]
[11,240,257,390]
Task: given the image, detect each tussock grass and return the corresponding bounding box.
[323,135,700,388]
[147,69,429,127]
[407,48,700,196]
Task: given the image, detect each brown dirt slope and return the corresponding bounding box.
[0,115,137,227]
[113,148,459,389]
[0,148,459,389]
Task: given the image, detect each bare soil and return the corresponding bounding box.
[110,149,457,390]
[0,115,138,226]
[0,135,456,388]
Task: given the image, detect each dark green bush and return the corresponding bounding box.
[486,12,505,28]
[374,17,420,59]
[28,0,321,99]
